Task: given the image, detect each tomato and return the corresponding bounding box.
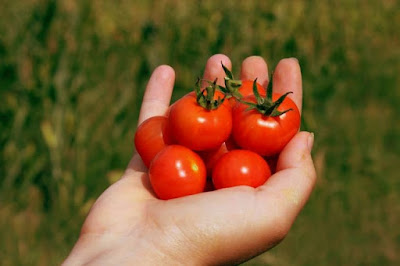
[212,149,271,189]
[232,93,300,156]
[168,91,232,151]
[204,178,215,192]
[134,116,173,168]
[225,134,240,150]
[197,142,229,177]
[149,145,207,200]
[265,155,278,174]
[197,136,239,177]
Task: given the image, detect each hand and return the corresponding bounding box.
[62,55,316,265]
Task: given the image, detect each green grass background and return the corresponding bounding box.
[1,0,399,265]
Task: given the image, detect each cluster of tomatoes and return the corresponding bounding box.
[134,65,300,200]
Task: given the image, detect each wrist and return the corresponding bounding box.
[62,233,119,265]
[62,232,200,266]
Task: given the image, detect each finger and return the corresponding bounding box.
[202,54,231,87]
[256,131,316,228]
[137,65,175,125]
[234,131,315,262]
[273,58,303,113]
[240,56,269,88]
[239,131,315,258]
[125,153,147,173]
[131,65,174,173]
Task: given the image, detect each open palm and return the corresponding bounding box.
[64,55,316,265]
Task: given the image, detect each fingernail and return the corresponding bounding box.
[290,57,299,63]
[307,132,314,152]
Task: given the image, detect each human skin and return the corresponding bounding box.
[62,54,316,266]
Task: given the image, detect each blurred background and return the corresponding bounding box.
[1,0,399,265]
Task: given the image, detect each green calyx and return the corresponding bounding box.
[242,77,293,117]
[194,78,226,110]
[192,64,293,116]
[221,62,244,100]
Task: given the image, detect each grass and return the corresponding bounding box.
[1,0,399,265]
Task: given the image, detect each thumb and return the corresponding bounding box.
[256,131,317,228]
[276,131,315,173]
[234,131,317,261]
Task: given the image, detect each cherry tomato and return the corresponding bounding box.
[198,142,229,177]
[134,116,173,168]
[228,80,266,107]
[265,155,278,174]
[212,149,271,189]
[197,136,239,177]
[149,145,207,200]
[232,93,300,156]
[204,178,215,192]
[168,92,232,151]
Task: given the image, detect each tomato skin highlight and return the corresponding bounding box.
[134,116,173,168]
[212,150,271,189]
[168,92,232,151]
[149,145,207,200]
[232,93,300,156]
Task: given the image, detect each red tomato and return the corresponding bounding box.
[265,155,278,174]
[198,142,229,177]
[168,92,232,151]
[197,136,239,177]
[232,94,300,156]
[204,178,215,192]
[212,149,271,189]
[225,134,240,150]
[149,145,207,200]
[134,116,173,168]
